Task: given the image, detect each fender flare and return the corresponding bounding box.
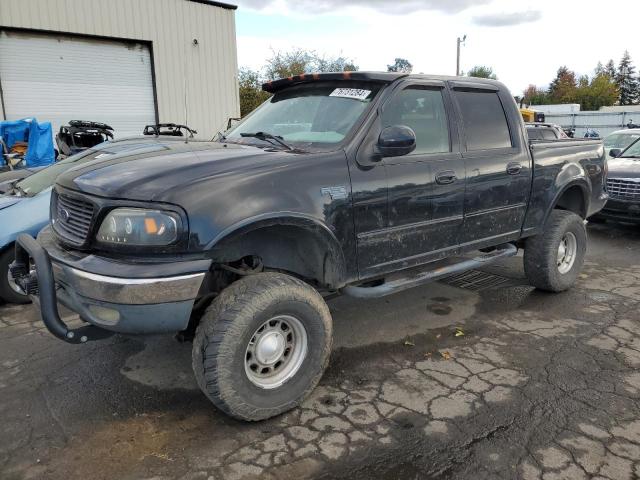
[206,212,347,287]
[543,178,590,224]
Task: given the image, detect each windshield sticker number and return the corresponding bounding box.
[329,88,372,101]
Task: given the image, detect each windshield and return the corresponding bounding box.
[225,81,383,150]
[621,138,640,157]
[605,132,640,150]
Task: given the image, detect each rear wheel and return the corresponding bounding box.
[192,272,332,421]
[0,248,31,304]
[524,210,587,292]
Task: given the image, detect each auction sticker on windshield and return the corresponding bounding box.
[329,88,372,101]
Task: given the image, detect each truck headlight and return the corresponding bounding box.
[96,208,181,246]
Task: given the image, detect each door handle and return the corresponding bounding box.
[506,162,522,175]
[435,170,457,185]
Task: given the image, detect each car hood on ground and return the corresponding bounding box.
[608,157,640,179]
[0,168,39,194]
[0,188,52,247]
[55,141,296,202]
[0,195,22,211]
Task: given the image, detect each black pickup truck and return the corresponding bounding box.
[12,72,607,421]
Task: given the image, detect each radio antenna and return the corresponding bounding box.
[183,42,189,143]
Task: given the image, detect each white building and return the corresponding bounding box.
[528,104,581,114]
[599,105,640,113]
[0,0,239,138]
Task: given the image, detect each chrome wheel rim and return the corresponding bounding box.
[244,315,308,389]
[557,232,577,274]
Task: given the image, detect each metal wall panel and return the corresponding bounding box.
[0,0,239,138]
[546,111,639,139]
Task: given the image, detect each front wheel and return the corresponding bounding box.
[0,248,31,304]
[192,272,333,421]
[524,210,587,292]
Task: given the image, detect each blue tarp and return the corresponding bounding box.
[0,118,55,168]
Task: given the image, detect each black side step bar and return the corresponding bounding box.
[342,243,518,299]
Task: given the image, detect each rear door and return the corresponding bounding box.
[451,85,532,247]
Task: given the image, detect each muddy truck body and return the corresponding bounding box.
[12,72,607,420]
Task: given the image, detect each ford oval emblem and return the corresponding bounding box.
[59,208,70,222]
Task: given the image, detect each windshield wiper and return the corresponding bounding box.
[240,132,294,151]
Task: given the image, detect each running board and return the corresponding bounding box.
[342,243,518,299]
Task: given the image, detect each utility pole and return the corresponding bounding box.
[456,35,466,76]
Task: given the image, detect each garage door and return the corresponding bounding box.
[0,30,156,137]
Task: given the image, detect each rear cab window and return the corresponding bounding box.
[541,128,559,140]
[527,128,543,140]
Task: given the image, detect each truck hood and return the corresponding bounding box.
[607,157,640,179]
[55,141,292,202]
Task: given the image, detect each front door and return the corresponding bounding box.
[352,81,465,277]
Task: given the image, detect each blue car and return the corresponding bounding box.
[0,137,188,303]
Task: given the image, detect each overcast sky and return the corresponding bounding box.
[234,0,640,96]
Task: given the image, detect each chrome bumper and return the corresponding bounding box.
[52,262,205,305]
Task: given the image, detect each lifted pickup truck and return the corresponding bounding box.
[12,73,607,421]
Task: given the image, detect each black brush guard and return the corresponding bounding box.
[12,233,113,344]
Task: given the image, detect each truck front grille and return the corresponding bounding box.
[52,191,95,245]
[606,178,640,201]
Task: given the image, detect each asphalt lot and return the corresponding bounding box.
[2,222,640,480]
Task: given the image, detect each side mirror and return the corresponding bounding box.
[609,148,622,158]
[376,125,416,158]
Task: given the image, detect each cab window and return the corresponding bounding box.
[382,87,450,154]
[527,128,543,140]
[541,128,558,140]
[455,90,513,150]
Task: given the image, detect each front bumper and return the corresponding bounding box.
[12,228,210,343]
[596,198,640,223]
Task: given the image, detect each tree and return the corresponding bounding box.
[574,73,618,111]
[264,48,359,81]
[523,62,618,111]
[466,65,497,79]
[387,58,413,73]
[238,49,360,117]
[595,61,605,77]
[264,48,314,80]
[315,54,358,73]
[605,59,617,79]
[522,84,550,105]
[548,66,577,103]
[617,50,640,105]
[588,74,619,109]
[238,68,272,117]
